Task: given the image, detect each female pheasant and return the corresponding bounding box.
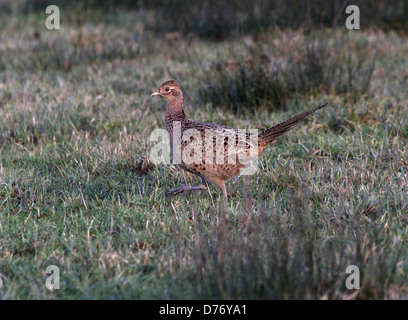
[151,79,327,199]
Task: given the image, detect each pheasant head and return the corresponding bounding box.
[151,79,182,102]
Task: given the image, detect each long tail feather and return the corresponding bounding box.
[259,103,328,144]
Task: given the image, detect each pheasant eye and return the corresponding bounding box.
[165,87,171,92]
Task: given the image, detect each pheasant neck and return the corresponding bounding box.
[166,95,186,120]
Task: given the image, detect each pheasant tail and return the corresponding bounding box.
[258,103,328,145]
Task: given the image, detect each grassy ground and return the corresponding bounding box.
[0,5,407,299]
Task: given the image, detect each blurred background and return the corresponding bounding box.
[3,0,408,38]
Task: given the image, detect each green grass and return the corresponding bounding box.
[0,4,407,299]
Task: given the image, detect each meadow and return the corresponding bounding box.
[0,1,407,299]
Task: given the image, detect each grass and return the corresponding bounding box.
[0,3,407,299]
[196,31,377,113]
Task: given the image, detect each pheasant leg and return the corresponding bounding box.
[166,178,208,197]
[165,185,208,196]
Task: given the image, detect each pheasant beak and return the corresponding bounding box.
[151,91,161,97]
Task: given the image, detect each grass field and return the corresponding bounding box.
[0,2,407,299]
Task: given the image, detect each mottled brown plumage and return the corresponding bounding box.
[151,79,328,199]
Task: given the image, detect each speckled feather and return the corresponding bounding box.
[152,79,328,198]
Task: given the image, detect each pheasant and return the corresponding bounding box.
[151,79,327,199]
